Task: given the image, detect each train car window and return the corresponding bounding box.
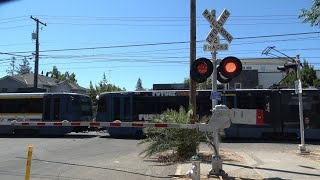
[123,97,131,120]
[80,97,93,116]
[97,96,106,112]
[223,96,236,108]
[159,96,187,113]
[0,100,3,113]
[237,95,249,109]
[134,97,157,114]
[26,98,43,113]
[113,97,120,120]
[43,97,51,120]
[0,99,18,113]
[287,99,298,112]
[71,96,80,105]
[53,98,60,120]
[316,97,320,113]
[254,95,266,109]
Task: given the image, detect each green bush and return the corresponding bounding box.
[139,107,204,161]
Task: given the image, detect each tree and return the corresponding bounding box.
[88,81,98,106]
[301,60,317,87]
[135,77,145,91]
[59,71,77,84]
[48,66,78,84]
[299,0,320,26]
[313,79,320,87]
[88,73,125,106]
[69,73,77,83]
[50,66,61,79]
[280,60,320,88]
[16,57,32,75]
[6,57,16,76]
[98,73,108,92]
[184,77,211,90]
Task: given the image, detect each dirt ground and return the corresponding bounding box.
[171,149,263,180]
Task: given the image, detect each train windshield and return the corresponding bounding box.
[80,96,93,116]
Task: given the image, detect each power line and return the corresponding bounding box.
[0,52,29,57]
[0,18,28,24]
[0,25,33,30]
[45,21,302,27]
[0,16,26,21]
[6,31,320,54]
[4,33,317,49]
[34,14,298,19]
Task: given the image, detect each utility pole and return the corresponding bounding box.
[262,47,308,154]
[190,0,197,123]
[30,16,46,91]
[296,55,307,153]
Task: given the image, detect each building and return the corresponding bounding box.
[0,73,87,94]
[230,57,320,89]
[225,57,287,89]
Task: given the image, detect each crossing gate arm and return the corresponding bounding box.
[0,121,199,129]
[230,109,264,125]
[1,107,263,132]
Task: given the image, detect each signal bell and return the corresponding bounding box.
[190,57,213,83]
[217,56,242,83]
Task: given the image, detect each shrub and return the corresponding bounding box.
[139,107,203,161]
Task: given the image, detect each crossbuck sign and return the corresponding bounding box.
[202,9,233,51]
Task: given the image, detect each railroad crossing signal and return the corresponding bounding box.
[190,56,242,83]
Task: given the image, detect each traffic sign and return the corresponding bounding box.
[219,26,233,43]
[206,33,220,45]
[295,80,302,94]
[202,9,216,27]
[210,91,222,100]
[203,44,228,51]
[202,8,234,48]
[216,9,230,29]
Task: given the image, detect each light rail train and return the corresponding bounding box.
[0,93,93,135]
[96,89,320,139]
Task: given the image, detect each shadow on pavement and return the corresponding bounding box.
[223,162,320,178]
[221,138,320,145]
[16,157,171,179]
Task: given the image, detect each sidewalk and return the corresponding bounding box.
[174,146,320,179]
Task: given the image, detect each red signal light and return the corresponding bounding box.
[197,62,208,75]
[190,58,213,83]
[224,62,237,73]
[217,56,242,83]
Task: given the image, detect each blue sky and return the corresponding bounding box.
[0,0,319,90]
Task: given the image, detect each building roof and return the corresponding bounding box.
[10,73,58,86]
[3,73,86,90]
[55,80,87,91]
[239,57,293,65]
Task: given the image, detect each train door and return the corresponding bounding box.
[111,95,133,122]
[109,94,134,137]
[43,95,61,121]
[43,95,52,121]
[53,96,61,121]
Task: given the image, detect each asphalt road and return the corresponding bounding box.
[1,133,319,180]
[0,132,176,180]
